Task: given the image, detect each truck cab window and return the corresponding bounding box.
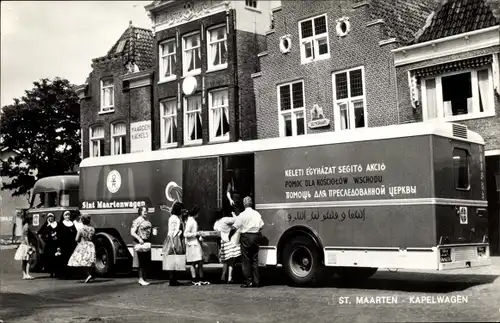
[453,148,469,190]
[31,193,44,209]
[46,191,58,207]
[60,190,79,207]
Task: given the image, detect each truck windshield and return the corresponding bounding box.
[31,191,58,208]
[59,190,79,207]
[453,148,469,190]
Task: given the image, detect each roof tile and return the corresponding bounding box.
[414,0,499,44]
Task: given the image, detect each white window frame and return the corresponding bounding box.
[183,95,203,145]
[208,88,230,142]
[160,98,178,148]
[277,80,307,137]
[332,66,367,131]
[89,125,104,157]
[159,38,177,83]
[100,78,114,113]
[207,24,228,72]
[182,31,201,76]
[298,14,330,65]
[421,67,496,122]
[110,122,126,155]
[245,0,258,9]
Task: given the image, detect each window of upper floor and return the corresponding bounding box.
[184,94,203,145]
[111,122,126,155]
[209,88,230,142]
[299,14,330,65]
[183,32,202,76]
[332,66,366,131]
[89,125,105,157]
[100,78,114,113]
[207,25,228,72]
[421,67,496,122]
[278,80,306,137]
[159,38,177,83]
[160,98,178,148]
[245,0,258,9]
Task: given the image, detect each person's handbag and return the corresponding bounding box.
[134,242,151,253]
[162,238,186,271]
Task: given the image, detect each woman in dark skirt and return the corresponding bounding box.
[58,211,77,276]
[38,213,61,277]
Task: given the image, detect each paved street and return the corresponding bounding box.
[1,246,500,323]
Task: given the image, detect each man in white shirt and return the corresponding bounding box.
[233,196,264,288]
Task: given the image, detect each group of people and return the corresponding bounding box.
[14,211,97,283]
[14,195,264,288]
[131,195,264,288]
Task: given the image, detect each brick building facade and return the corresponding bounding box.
[145,0,278,149]
[252,0,436,139]
[77,23,154,159]
[392,0,500,254]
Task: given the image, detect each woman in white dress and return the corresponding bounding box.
[14,217,34,279]
[184,207,209,286]
[162,201,185,286]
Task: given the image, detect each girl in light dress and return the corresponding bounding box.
[14,217,34,280]
[67,214,96,283]
[184,207,209,286]
[213,212,241,283]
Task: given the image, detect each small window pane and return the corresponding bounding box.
[441,72,472,116]
[453,148,469,189]
[314,16,327,35]
[292,82,304,109]
[304,41,313,59]
[317,38,328,55]
[350,69,363,97]
[301,20,313,38]
[353,100,365,128]
[339,103,349,130]
[296,111,305,135]
[335,72,348,99]
[284,114,292,137]
[280,85,291,111]
[60,190,79,207]
[31,193,43,208]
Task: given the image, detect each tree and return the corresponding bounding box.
[0,77,81,196]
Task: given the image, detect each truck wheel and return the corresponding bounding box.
[282,235,324,286]
[337,267,378,280]
[94,236,115,277]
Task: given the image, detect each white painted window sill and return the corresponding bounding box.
[183,140,202,147]
[206,65,228,74]
[98,109,115,115]
[209,136,230,144]
[426,111,496,123]
[158,76,177,84]
[160,143,178,149]
[245,6,261,13]
[182,70,201,78]
[300,54,331,65]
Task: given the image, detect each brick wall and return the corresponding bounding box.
[396,47,500,151]
[253,2,400,139]
[80,58,152,158]
[152,9,261,149]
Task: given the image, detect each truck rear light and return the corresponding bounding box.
[477,246,486,257]
[440,248,452,263]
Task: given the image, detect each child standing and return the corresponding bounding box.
[14,217,34,280]
[184,207,209,286]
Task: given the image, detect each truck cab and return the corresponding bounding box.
[25,175,79,271]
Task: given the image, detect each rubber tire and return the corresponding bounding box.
[282,235,324,286]
[336,267,378,281]
[94,236,115,277]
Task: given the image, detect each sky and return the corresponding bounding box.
[1,1,152,108]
